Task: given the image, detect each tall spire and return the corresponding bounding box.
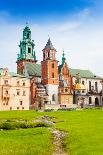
[62,50,66,65]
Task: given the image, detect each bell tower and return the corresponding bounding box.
[17,24,37,74]
[41,38,59,104]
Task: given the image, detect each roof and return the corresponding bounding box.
[25,62,41,77]
[0,68,27,78]
[58,64,102,79]
[10,72,27,78]
[70,68,102,79]
[24,63,102,79]
[43,38,55,50]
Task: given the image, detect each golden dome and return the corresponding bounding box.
[74,83,86,90]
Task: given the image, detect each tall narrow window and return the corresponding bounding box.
[89,81,91,91]
[43,53,45,60]
[52,73,54,78]
[20,101,23,105]
[95,82,98,92]
[82,81,84,85]
[52,94,56,101]
[89,97,92,104]
[28,47,31,53]
[52,63,54,68]
[48,52,50,58]
[21,48,22,54]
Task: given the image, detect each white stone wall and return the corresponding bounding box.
[45,84,58,104]
[73,77,102,94]
[0,76,30,111]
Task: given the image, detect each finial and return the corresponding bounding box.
[26,22,28,27]
[62,49,65,57]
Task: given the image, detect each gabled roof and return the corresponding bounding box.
[43,38,56,50]
[24,62,41,77]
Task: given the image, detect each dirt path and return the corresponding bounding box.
[37,115,68,155]
[50,128,68,155]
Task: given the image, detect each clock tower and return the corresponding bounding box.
[17,24,37,74]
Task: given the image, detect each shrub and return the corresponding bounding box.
[0,121,50,130]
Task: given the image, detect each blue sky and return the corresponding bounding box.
[0,0,103,76]
[0,0,95,22]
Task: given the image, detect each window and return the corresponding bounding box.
[17,107,19,110]
[27,33,29,38]
[52,94,56,101]
[6,101,8,105]
[28,47,31,53]
[17,90,20,96]
[65,89,68,92]
[23,82,25,86]
[89,97,92,104]
[52,63,54,68]
[10,107,12,110]
[52,73,54,78]
[5,90,8,95]
[21,48,22,54]
[48,52,50,58]
[22,107,24,110]
[4,80,8,85]
[23,91,26,96]
[17,81,20,86]
[20,101,23,105]
[43,53,45,60]
[95,82,98,92]
[89,81,91,91]
[82,81,84,84]
[82,90,85,93]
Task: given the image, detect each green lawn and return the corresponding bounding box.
[0,109,103,155]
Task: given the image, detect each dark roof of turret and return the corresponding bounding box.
[43,38,56,50]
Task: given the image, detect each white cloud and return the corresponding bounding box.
[0,8,103,77]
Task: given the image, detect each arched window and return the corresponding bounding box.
[52,94,56,101]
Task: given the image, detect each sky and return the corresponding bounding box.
[0,0,103,76]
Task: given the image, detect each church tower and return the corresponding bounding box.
[41,38,59,104]
[17,24,37,74]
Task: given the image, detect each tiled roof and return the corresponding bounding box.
[24,63,102,79]
[69,68,102,79]
[25,62,41,77]
[43,38,55,50]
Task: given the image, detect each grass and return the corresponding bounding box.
[0,109,103,154]
[0,128,53,155]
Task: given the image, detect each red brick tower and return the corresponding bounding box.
[41,38,59,104]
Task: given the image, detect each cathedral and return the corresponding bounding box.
[16,24,103,110]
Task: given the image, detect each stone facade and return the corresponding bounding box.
[0,68,30,110]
